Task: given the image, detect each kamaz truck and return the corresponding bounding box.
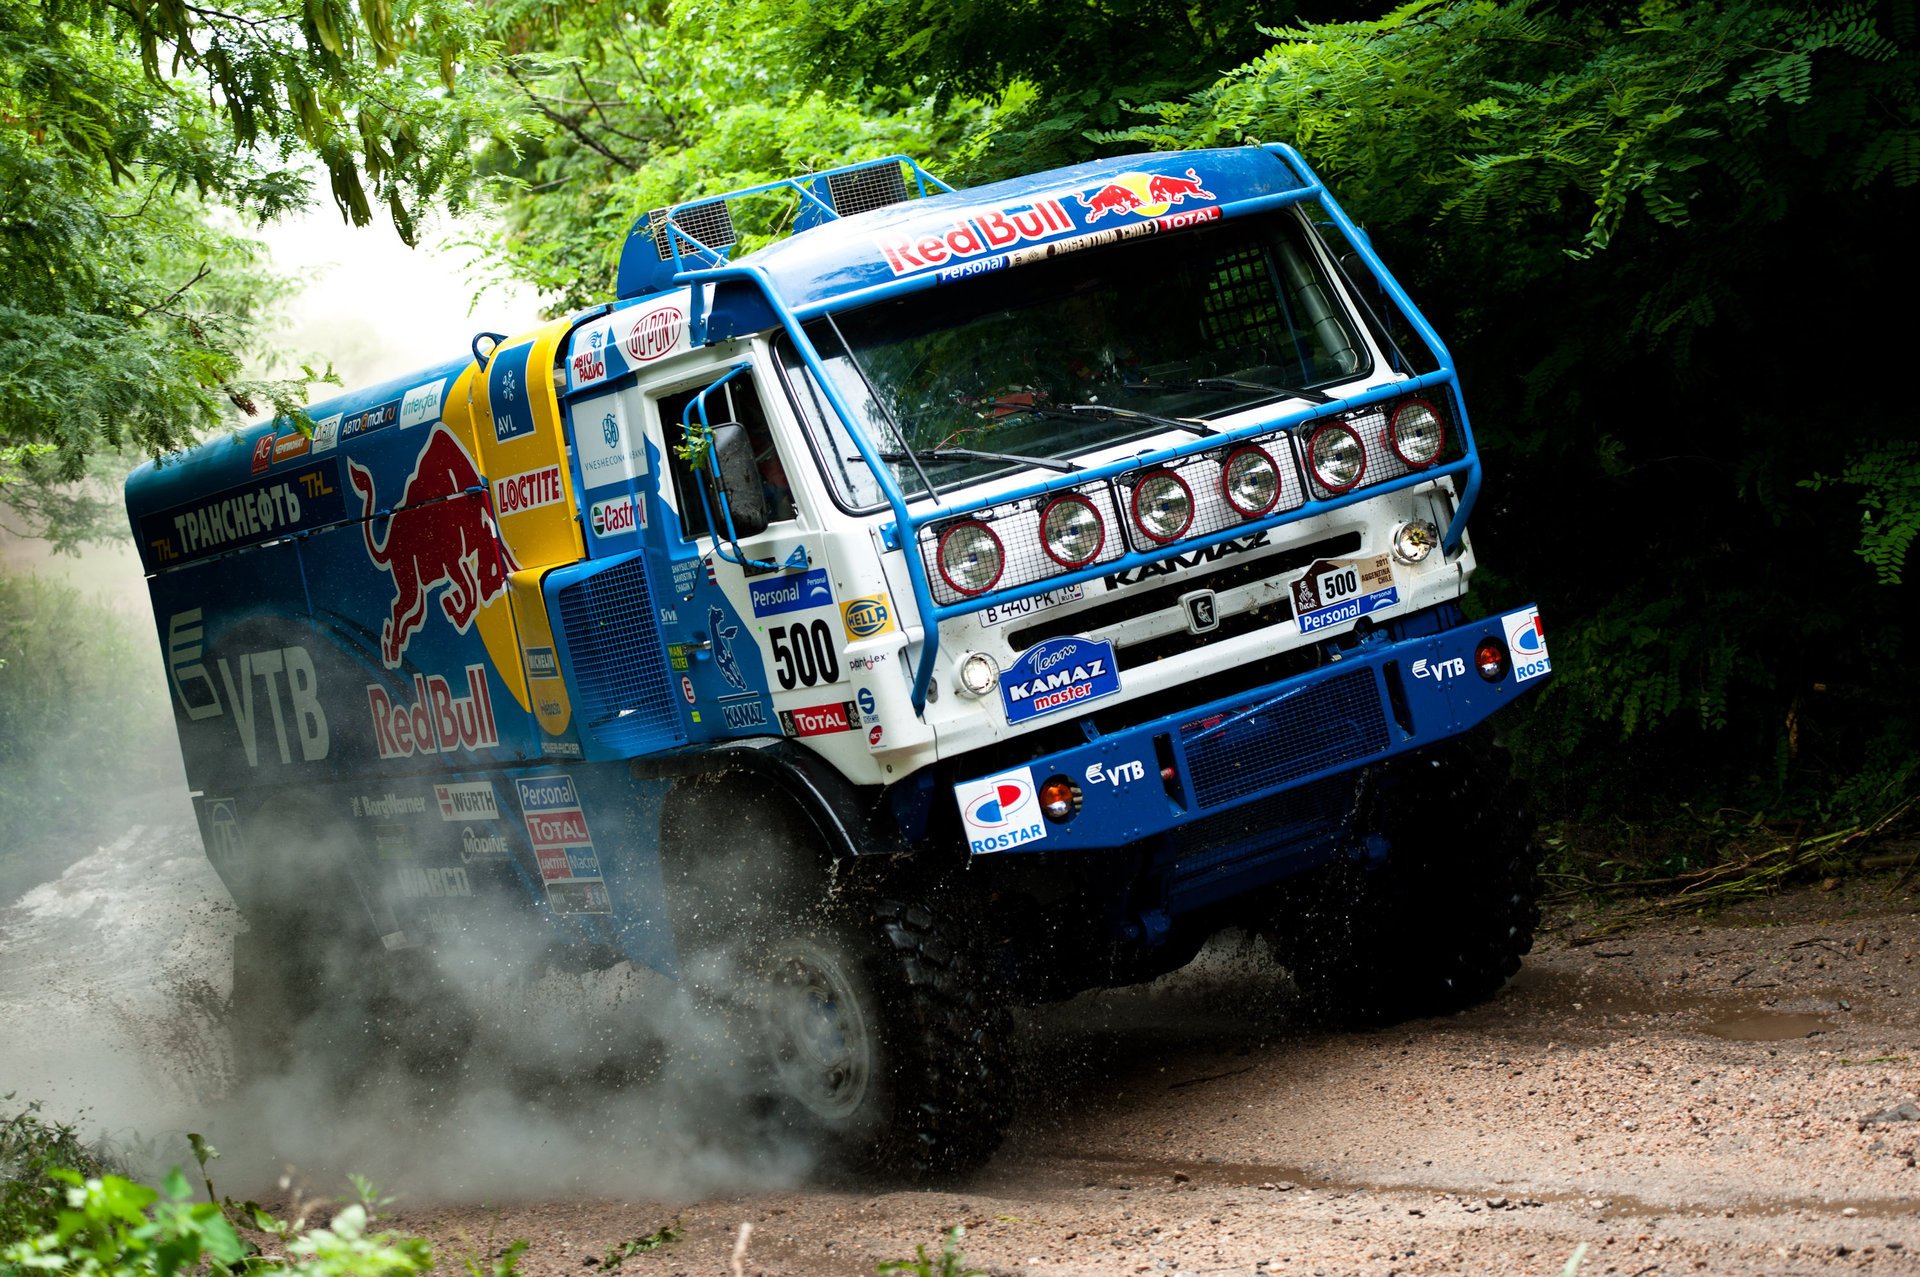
[128,145,1551,1176]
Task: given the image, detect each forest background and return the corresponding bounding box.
[2,0,1916,889]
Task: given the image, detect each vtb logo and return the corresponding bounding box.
[348,424,521,667]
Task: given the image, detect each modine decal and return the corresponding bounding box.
[1290,555,1399,635]
[954,766,1047,855]
[999,635,1121,725]
[516,774,612,915]
[1504,606,1551,683]
[368,665,501,759]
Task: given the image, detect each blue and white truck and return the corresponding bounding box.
[129,144,1550,1175]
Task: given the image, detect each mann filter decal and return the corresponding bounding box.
[516,774,612,915]
[953,766,1047,855]
[999,635,1120,725]
[1290,555,1399,634]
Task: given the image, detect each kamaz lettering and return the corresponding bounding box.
[1006,659,1107,702]
[1104,530,1269,587]
[367,665,500,760]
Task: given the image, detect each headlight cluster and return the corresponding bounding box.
[920,394,1454,606]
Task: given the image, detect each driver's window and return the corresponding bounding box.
[656,374,796,540]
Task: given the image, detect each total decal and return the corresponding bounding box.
[953,766,1048,855]
[348,425,521,668]
[876,168,1220,283]
[778,700,858,739]
[516,774,612,915]
[1503,606,1551,683]
[164,609,331,767]
[1289,554,1399,635]
[999,635,1122,725]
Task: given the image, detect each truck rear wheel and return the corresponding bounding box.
[1267,730,1542,1026]
[662,784,1013,1178]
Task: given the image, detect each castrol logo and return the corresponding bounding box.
[624,307,684,363]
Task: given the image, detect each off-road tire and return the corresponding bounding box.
[1268,729,1541,1026]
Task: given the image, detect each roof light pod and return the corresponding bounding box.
[1131,470,1194,543]
[1040,494,1105,567]
[1387,399,1447,468]
[937,520,1004,595]
[1221,445,1281,518]
[1307,421,1367,493]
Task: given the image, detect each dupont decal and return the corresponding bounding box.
[488,343,537,443]
[367,665,501,760]
[349,424,520,667]
[1290,555,1399,635]
[575,396,651,484]
[748,567,834,618]
[840,594,896,639]
[434,781,500,821]
[977,582,1082,626]
[999,635,1121,725]
[590,495,641,537]
[954,766,1047,855]
[493,465,565,516]
[396,865,472,898]
[398,377,447,428]
[877,199,1075,277]
[1503,606,1551,683]
[624,305,685,363]
[163,611,331,766]
[1076,169,1215,224]
[139,460,346,568]
[516,774,612,915]
[779,700,857,738]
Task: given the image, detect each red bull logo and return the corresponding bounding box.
[1077,169,1215,224]
[875,198,1076,276]
[367,664,501,759]
[349,424,522,668]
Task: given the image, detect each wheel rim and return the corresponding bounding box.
[766,941,873,1121]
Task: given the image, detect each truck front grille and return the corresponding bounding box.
[555,556,684,756]
[1181,666,1388,808]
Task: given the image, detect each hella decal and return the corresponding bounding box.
[367,665,500,759]
[493,465,565,516]
[953,766,1047,855]
[1000,635,1121,725]
[840,594,896,639]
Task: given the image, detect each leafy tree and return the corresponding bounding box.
[1104,0,1920,818]
[0,0,512,543]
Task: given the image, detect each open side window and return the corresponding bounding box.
[655,372,797,540]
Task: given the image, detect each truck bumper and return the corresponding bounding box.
[953,604,1549,857]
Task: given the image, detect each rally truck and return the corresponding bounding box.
[128,144,1551,1176]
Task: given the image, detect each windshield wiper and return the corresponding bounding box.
[1117,377,1332,405]
[984,400,1218,438]
[860,447,1082,474]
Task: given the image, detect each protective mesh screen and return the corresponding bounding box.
[1181,667,1389,808]
[647,201,737,262]
[1298,393,1464,501]
[827,162,911,217]
[1113,433,1306,555]
[555,556,684,756]
[918,481,1128,608]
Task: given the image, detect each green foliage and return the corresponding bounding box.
[596,1224,678,1270]
[1804,440,1920,584]
[875,1226,983,1277]
[0,1099,114,1250]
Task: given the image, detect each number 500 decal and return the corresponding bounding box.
[769,620,841,689]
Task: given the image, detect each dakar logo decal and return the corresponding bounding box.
[348,424,521,668]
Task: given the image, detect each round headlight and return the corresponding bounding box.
[1391,518,1441,564]
[955,651,1000,698]
[1388,399,1446,467]
[937,520,1004,595]
[1307,422,1366,493]
[1131,470,1193,543]
[1221,446,1281,518]
[1040,494,1105,567]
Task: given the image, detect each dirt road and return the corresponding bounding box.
[392,878,1920,1277]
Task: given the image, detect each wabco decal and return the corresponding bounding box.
[1504,606,1551,683]
[1291,555,1398,634]
[367,665,501,759]
[493,465,565,516]
[1076,169,1215,223]
[515,774,612,915]
[876,199,1076,276]
[164,611,330,766]
[349,425,520,667]
[434,782,500,821]
[1104,531,1269,589]
[748,567,834,617]
[1000,635,1122,725]
[954,766,1047,855]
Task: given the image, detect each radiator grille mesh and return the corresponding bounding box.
[1181,667,1388,808]
[554,557,683,756]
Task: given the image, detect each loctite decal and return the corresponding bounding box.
[493,466,565,516]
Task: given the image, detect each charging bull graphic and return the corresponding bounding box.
[1077,168,1216,224]
[349,425,521,668]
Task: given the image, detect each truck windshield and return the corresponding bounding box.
[778,210,1368,509]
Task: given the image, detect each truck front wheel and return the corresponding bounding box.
[1266,730,1542,1026]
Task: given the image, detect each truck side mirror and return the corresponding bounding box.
[710,421,769,539]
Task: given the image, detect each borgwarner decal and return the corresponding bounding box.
[954,766,1047,855]
[999,635,1121,725]
[1290,555,1399,635]
[1503,606,1551,683]
[348,424,521,667]
[516,774,612,915]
